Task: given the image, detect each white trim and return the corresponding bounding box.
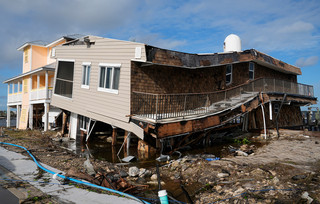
[46,37,64,47]
[7,102,22,106]
[52,93,73,101]
[29,99,51,105]
[30,45,32,71]
[81,85,90,89]
[97,87,119,94]
[99,63,121,67]
[58,59,75,62]
[81,64,91,87]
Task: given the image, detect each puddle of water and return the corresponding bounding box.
[58,135,268,203]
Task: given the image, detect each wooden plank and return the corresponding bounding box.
[157,115,220,138]
[112,128,117,146]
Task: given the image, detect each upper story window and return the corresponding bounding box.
[51,47,56,57]
[81,62,91,89]
[24,49,29,63]
[249,62,255,80]
[54,60,74,98]
[98,63,121,94]
[226,64,232,85]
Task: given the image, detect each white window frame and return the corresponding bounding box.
[51,47,56,57]
[226,64,232,85]
[249,62,255,80]
[98,63,121,94]
[81,62,91,89]
[79,115,89,131]
[53,59,75,99]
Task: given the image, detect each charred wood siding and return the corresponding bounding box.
[248,104,303,129]
[226,62,297,88]
[131,62,225,94]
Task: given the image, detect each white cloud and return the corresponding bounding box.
[129,34,186,50]
[295,56,319,67]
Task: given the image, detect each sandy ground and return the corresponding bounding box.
[231,136,320,169]
[1,129,320,203]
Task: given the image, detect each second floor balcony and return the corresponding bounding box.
[5,66,55,105]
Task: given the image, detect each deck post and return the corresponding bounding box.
[45,71,49,99]
[112,126,117,146]
[61,111,67,135]
[44,102,49,131]
[6,106,11,128]
[28,104,33,130]
[16,105,21,128]
[125,132,131,155]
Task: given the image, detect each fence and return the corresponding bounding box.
[132,78,314,121]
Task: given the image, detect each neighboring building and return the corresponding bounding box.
[50,34,316,148]
[3,35,80,130]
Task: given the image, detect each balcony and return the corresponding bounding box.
[8,93,22,104]
[131,78,314,122]
[30,88,53,101]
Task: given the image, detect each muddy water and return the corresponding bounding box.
[59,136,267,203]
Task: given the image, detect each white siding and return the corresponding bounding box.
[51,37,146,138]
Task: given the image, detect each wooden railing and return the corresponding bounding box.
[132,78,314,121]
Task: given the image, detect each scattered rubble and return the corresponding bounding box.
[1,129,320,203]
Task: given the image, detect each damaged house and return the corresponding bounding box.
[50,34,316,150]
[4,35,81,130]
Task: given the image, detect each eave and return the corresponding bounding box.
[3,64,55,84]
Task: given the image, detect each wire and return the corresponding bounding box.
[0,141,150,204]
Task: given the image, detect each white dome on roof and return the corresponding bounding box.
[223,34,241,52]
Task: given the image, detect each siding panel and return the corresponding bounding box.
[51,36,146,128]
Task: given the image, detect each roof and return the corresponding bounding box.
[17,35,84,51]
[137,46,301,75]
[3,62,56,83]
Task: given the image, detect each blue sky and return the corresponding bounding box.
[0,0,319,110]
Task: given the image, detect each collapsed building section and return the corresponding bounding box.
[50,35,316,151]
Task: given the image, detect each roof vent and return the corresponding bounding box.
[223,34,241,52]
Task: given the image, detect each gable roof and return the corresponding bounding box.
[17,35,84,51]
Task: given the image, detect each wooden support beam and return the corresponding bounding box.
[61,112,67,135]
[112,127,117,146]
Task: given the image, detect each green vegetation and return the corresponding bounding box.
[234,137,251,145]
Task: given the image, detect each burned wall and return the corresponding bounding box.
[226,62,297,88]
[248,103,302,129]
[131,62,225,94]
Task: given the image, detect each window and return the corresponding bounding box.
[24,49,29,63]
[19,81,22,92]
[81,62,91,88]
[249,62,254,80]
[274,104,279,114]
[51,47,56,57]
[54,60,74,98]
[98,63,121,94]
[79,115,89,131]
[226,64,232,85]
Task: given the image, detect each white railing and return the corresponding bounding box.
[8,93,22,104]
[30,88,53,101]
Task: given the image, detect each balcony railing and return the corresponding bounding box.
[132,78,314,121]
[30,88,53,101]
[8,93,22,104]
